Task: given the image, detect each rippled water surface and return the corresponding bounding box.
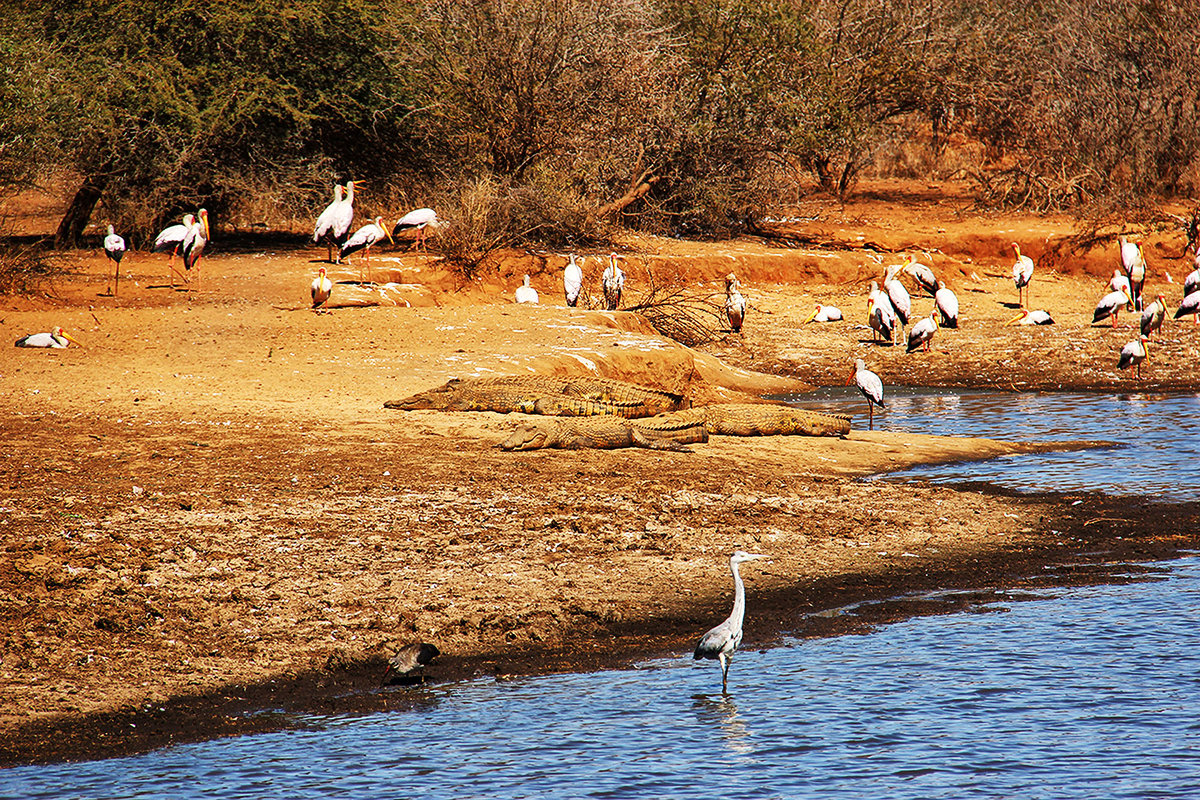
[7,556,1200,800]
[787,388,1200,499]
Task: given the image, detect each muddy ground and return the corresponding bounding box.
[3,180,1199,766]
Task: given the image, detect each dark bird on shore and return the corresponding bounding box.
[849,358,884,430]
[15,326,81,348]
[694,550,768,693]
[1012,242,1034,307]
[725,273,746,333]
[103,224,126,296]
[313,181,355,264]
[382,642,440,685]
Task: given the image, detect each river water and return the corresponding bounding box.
[4,391,1199,798]
[788,387,1200,500]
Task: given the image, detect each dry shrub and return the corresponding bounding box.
[626,266,725,346]
[0,240,60,296]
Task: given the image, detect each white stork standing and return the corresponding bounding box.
[725,273,747,333]
[15,326,82,348]
[1183,261,1200,300]
[903,254,939,296]
[180,208,210,291]
[805,303,843,323]
[883,263,911,332]
[1117,336,1149,380]
[866,281,896,344]
[693,550,768,693]
[1094,289,1133,327]
[848,358,884,430]
[311,266,333,309]
[515,274,539,304]
[313,182,354,264]
[934,285,959,328]
[1140,294,1166,339]
[602,253,625,310]
[153,212,195,288]
[1007,309,1055,325]
[1174,290,1200,324]
[1119,235,1146,310]
[1012,242,1034,307]
[103,224,126,297]
[392,207,441,253]
[907,310,939,353]
[340,216,393,284]
[563,254,583,307]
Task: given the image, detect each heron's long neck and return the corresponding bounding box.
[729,561,746,627]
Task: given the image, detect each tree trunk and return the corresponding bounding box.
[54,171,110,249]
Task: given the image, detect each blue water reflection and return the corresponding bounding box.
[787,387,1200,499]
[7,557,1200,799]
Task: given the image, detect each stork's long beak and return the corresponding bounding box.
[805,308,818,323]
[1005,312,1025,325]
[62,331,82,347]
[845,369,856,386]
[202,214,211,240]
[745,553,768,561]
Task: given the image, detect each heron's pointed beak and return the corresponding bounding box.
[745,553,768,561]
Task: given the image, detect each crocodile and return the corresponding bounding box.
[663,403,851,437]
[500,415,709,451]
[386,375,685,418]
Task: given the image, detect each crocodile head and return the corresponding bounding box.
[384,378,466,410]
[500,424,553,451]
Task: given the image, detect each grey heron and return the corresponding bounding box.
[725,273,746,333]
[693,550,768,693]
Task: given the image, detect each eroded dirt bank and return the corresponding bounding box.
[4,184,1200,766]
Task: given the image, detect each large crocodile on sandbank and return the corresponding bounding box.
[385,375,684,418]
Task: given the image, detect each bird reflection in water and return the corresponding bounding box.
[691,694,755,756]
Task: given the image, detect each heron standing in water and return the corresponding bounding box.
[694,550,768,693]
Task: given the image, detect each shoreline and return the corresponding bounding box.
[4,486,1198,767]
